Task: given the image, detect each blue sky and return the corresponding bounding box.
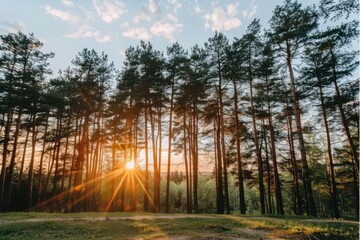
[0,0,315,74]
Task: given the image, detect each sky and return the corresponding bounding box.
[0,0,318,76]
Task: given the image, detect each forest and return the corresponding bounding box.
[0,0,358,220]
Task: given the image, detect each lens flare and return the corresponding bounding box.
[126,161,135,170]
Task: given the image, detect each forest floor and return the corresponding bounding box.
[0,212,358,240]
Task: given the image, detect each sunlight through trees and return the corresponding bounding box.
[0,0,358,220]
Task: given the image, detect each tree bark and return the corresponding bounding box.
[286,40,317,217]
[165,76,175,213]
[249,77,265,214]
[330,49,359,174]
[318,77,340,218]
[232,79,246,214]
[266,76,284,215]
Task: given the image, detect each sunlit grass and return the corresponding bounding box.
[224,215,359,240]
[0,213,357,240]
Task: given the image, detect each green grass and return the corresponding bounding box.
[0,213,358,240]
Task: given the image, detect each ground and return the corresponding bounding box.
[0,213,358,239]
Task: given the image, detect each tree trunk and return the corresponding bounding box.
[318,78,340,218]
[286,40,317,217]
[330,49,359,174]
[144,102,149,211]
[73,114,89,212]
[262,125,273,214]
[188,116,193,212]
[37,113,48,211]
[165,76,175,213]
[66,116,80,212]
[28,112,38,210]
[232,79,246,214]
[216,112,224,214]
[217,61,230,214]
[5,106,23,211]
[111,124,117,212]
[149,101,158,212]
[284,87,303,215]
[249,77,265,214]
[157,107,162,212]
[183,112,191,213]
[17,127,30,189]
[266,76,284,215]
[51,116,62,211]
[1,106,13,209]
[192,108,199,213]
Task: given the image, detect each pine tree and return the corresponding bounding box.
[269,0,318,216]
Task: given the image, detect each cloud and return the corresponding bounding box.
[148,0,160,14]
[133,11,151,23]
[168,0,181,11]
[204,5,241,31]
[122,27,151,41]
[44,5,80,24]
[150,21,182,42]
[61,0,73,7]
[194,5,204,15]
[79,6,93,22]
[242,5,257,19]
[167,13,178,22]
[65,25,111,43]
[93,0,126,23]
[227,3,238,17]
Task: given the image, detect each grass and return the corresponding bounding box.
[0,212,358,239]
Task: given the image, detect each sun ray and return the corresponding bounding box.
[105,171,129,212]
[133,170,158,212]
[34,167,126,211]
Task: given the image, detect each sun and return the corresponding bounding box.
[125,161,135,170]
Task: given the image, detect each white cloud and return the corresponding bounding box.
[148,0,160,14]
[150,21,182,42]
[65,25,111,43]
[61,0,73,7]
[167,13,178,22]
[44,5,80,24]
[122,27,151,41]
[227,3,238,17]
[133,11,151,23]
[79,6,93,22]
[242,5,258,19]
[168,0,181,11]
[224,18,241,30]
[204,6,241,31]
[93,0,126,23]
[194,5,204,15]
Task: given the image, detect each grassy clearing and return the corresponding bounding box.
[224,215,359,240]
[0,213,357,240]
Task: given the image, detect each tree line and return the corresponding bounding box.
[0,0,358,219]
